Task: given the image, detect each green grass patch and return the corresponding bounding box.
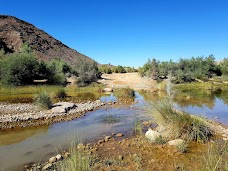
[0,85,63,96]
[201,141,228,171]
[55,88,67,98]
[150,97,212,142]
[154,135,166,145]
[134,120,143,134]
[57,147,93,171]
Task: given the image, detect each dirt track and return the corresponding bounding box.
[98,73,157,91]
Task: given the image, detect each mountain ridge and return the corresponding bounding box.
[0,15,94,65]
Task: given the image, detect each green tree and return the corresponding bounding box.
[0,52,39,85]
[76,61,101,87]
[219,58,228,75]
[46,59,72,85]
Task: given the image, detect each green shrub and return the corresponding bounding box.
[176,142,188,153]
[34,92,52,109]
[0,52,39,86]
[202,142,228,171]
[58,147,93,171]
[112,65,126,73]
[75,61,101,87]
[154,135,166,144]
[150,97,212,142]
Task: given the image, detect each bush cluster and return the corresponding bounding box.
[99,65,137,74]
[0,48,101,87]
[139,55,226,83]
[75,61,101,87]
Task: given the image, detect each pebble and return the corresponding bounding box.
[42,163,52,170]
[77,143,85,150]
[118,155,124,160]
[116,133,123,137]
[56,154,62,161]
[104,136,111,142]
[48,156,57,163]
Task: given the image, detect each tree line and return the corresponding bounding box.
[138,55,228,83]
[0,49,100,86]
[99,65,137,74]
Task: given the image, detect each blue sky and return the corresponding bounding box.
[1,0,228,67]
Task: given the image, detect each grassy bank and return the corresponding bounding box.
[0,83,105,103]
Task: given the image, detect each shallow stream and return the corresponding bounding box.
[0,91,227,171]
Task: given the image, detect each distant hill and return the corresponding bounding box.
[0,15,94,64]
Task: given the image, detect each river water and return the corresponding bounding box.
[0,92,227,171]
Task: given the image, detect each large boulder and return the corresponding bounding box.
[145,128,161,142]
[51,102,76,113]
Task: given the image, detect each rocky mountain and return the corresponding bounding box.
[0,15,94,64]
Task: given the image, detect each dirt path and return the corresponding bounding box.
[98,73,157,91]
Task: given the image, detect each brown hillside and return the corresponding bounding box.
[0,15,94,64]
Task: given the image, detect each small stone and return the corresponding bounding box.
[56,154,62,161]
[112,147,116,150]
[168,139,185,146]
[103,88,113,92]
[77,143,85,150]
[42,163,52,170]
[223,137,228,141]
[145,128,161,142]
[116,133,123,137]
[133,153,137,158]
[49,156,57,163]
[186,96,191,100]
[24,165,29,168]
[105,136,111,142]
[64,152,70,158]
[142,121,150,126]
[97,139,104,144]
[118,155,124,160]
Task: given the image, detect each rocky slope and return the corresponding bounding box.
[0,15,94,64]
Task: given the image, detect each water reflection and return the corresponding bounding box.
[0,126,48,146]
[139,89,228,125]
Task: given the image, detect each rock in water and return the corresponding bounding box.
[145,128,161,142]
[103,88,113,92]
